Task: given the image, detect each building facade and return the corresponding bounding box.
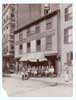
[14,4,73,78]
[59,4,73,78]
[2,4,43,72]
[14,4,42,30]
[2,4,15,71]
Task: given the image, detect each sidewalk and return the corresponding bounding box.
[7,72,73,86]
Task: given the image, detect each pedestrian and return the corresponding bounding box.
[21,67,25,80]
[27,64,31,77]
[24,64,29,80]
[38,66,41,77]
[41,66,45,76]
[50,65,54,77]
[15,62,19,73]
[31,66,35,77]
[45,65,49,77]
[64,63,69,82]
[33,67,37,77]
[6,62,9,72]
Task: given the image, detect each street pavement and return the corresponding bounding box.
[2,73,73,97]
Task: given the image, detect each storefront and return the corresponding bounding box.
[3,55,15,72]
[45,53,61,76]
[17,52,61,77]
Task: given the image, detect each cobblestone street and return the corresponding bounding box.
[2,73,73,97]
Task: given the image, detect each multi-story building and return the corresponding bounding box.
[59,4,73,78]
[14,4,73,78]
[2,4,15,71]
[2,4,43,72]
[14,4,42,30]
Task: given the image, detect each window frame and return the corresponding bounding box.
[27,42,31,53]
[35,24,40,33]
[46,18,52,30]
[46,35,52,50]
[36,39,41,52]
[64,26,72,44]
[65,4,72,21]
[27,28,31,36]
[19,44,23,54]
[19,32,23,41]
[67,51,73,66]
[44,9,49,15]
[44,4,50,15]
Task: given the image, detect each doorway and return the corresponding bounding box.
[45,55,58,76]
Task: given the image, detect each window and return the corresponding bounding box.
[11,45,14,50]
[11,13,15,21]
[64,27,72,44]
[6,16,8,21]
[19,32,23,40]
[46,35,52,50]
[11,7,15,18]
[19,44,22,49]
[65,5,72,21]
[4,47,6,52]
[27,28,30,36]
[44,4,50,15]
[44,9,49,15]
[35,24,40,33]
[10,51,14,54]
[8,35,14,40]
[4,47,8,53]
[6,26,8,29]
[36,40,41,51]
[10,35,14,39]
[12,24,15,29]
[67,52,73,66]
[27,42,31,53]
[11,13,14,17]
[11,7,15,13]
[31,27,35,35]
[19,44,23,54]
[46,19,52,29]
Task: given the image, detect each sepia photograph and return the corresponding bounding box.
[2,4,73,97]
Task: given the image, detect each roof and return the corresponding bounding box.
[14,10,60,34]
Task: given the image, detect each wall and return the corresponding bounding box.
[15,14,59,59]
[15,4,41,30]
[60,4,72,78]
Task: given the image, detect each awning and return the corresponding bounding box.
[29,57,47,62]
[20,52,47,62]
[20,54,29,61]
